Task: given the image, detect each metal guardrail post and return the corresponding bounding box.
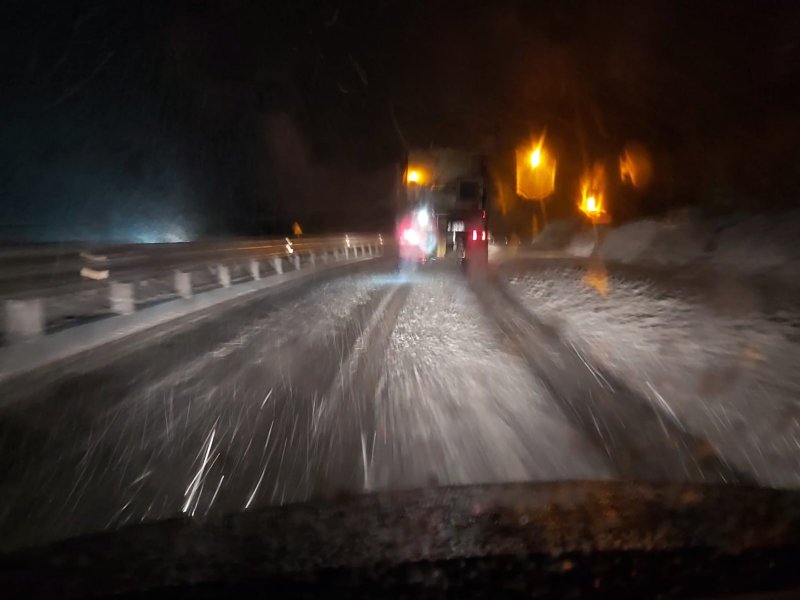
[249,259,260,281]
[344,247,350,259]
[309,252,316,267]
[293,255,301,270]
[217,265,231,288]
[175,271,192,299]
[272,257,283,275]
[110,282,135,315]
[5,299,44,342]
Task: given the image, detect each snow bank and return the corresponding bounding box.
[565,229,597,257]
[530,220,580,251]
[597,220,663,262]
[710,211,800,278]
[556,211,800,282]
[599,219,711,266]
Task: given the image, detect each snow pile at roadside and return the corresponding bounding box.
[507,267,800,487]
[598,220,664,262]
[599,219,710,266]
[565,229,597,257]
[710,212,800,278]
[550,211,800,282]
[529,220,580,250]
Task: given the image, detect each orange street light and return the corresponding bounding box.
[578,163,607,221]
[530,147,541,169]
[516,132,556,231]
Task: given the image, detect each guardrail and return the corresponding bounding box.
[2,234,385,344]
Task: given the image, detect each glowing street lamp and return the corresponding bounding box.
[578,164,606,221]
[530,147,541,169]
[578,163,608,253]
[516,132,556,232]
[407,169,421,184]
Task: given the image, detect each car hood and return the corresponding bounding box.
[3,480,800,597]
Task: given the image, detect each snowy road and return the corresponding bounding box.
[0,256,797,552]
[503,257,800,487]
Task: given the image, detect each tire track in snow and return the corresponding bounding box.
[311,283,413,496]
[471,276,753,485]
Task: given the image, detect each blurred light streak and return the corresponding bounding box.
[516,133,557,201]
[619,142,654,189]
[578,163,607,220]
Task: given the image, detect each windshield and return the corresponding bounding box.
[1,0,799,559]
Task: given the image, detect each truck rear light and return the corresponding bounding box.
[481,230,486,241]
[472,230,478,241]
[402,228,419,245]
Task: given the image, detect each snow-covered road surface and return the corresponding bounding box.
[0,261,607,552]
[505,258,800,487]
[1,256,797,554]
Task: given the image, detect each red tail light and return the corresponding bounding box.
[472,230,478,241]
[481,230,486,241]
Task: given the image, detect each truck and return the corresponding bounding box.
[396,148,489,269]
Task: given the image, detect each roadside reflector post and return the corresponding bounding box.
[344,247,350,259]
[249,259,260,280]
[272,257,283,275]
[217,264,231,288]
[293,255,301,270]
[174,271,192,299]
[5,299,45,343]
[309,252,316,267]
[110,282,134,315]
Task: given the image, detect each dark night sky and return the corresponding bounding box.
[1,0,798,241]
